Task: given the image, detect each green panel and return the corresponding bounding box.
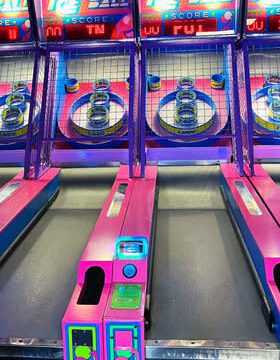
[75,345,91,359]
[111,284,142,309]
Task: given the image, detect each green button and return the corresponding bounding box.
[75,345,91,359]
[111,284,142,309]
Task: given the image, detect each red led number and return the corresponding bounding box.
[247,19,265,33]
[65,24,115,40]
[269,16,280,33]
[45,24,63,40]
[0,26,19,42]
[247,16,280,33]
[165,19,217,36]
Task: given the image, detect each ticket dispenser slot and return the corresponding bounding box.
[78,267,105,305]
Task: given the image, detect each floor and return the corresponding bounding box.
[0,165,277,343]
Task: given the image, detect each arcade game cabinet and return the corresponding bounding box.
[60,0,280,359]
[0,0,59,262]
[223,0,280,340]
[139,0,280,351]
[32,1,156,360]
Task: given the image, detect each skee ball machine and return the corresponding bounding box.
[224,0,280,340]
[33,0,137,170]
[0,0,59,262]
[139,0,280,348]
[31,1,157,360]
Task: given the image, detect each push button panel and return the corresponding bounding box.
[123,264,137,279]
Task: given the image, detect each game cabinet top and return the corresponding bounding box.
[0,0,35,44]
[246,0,280,36]
[138,0,242,40]
[33,0,136,43]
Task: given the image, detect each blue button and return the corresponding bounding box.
[123,264,137,278]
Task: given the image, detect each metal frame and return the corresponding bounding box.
[30,41,138,178]
[0,338,279,360]
[140,37,244,176]
[0,46,39,179]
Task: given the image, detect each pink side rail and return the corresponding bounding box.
[0,168,60,232]
[62,165,158,360]
[104,166,157,360]
[222,163,280,315]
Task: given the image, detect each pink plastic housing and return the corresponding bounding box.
[62,165,157,360]
[222,163,280,318]
[0,168,60,232]
[104,166,157,360]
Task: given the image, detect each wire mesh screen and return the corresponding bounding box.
[237,47,253,167]
[144,44,231,144]
[0,51,35,146]
[24,53,47,178]
[47,49,132,150]
[248,44,280,140]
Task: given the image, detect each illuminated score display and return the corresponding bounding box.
[165,18,217,36]
[0,0,32,42]
[142,18,218,37]
[45,22,117,40]
[139,0,237,38]
[247,1,280,34]
[247,16,280,33]
[0,26,19,42]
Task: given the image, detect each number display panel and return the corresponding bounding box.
[139,0,240,38]
[0,0,33,42]
[35,0,134,41]
[247,0,280,35]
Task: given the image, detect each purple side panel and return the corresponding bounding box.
[228,43,244,176]
[35,51,51,179]
[24,48,40,179]
[147,146,231,162]
[254,145,280,160]
[140,46,147,177]
[52,148,129,165]
[0,150,25,164]
[128,46,136,178]
[238,41,255,175]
